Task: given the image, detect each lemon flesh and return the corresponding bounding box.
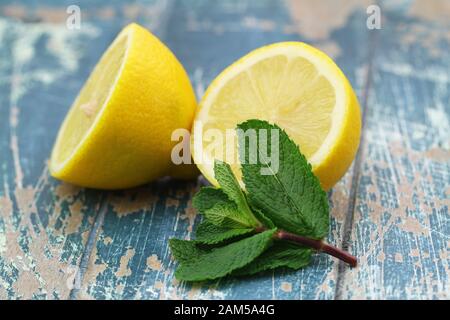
[52,33,128,167]
[192,42,361,191]
[50,23,197,189]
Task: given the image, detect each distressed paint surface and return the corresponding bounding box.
[0,0,174,299]
[0,15,102,299]
[338,1,450,299]
[0,0,448,300]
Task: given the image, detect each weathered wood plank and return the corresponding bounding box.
[0,0,187,298]
[0,4,127,299]
[77,0,372,299]
[0,0,184,300]
[337,1,450,299]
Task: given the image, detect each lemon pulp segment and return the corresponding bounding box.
[52,33,129,169]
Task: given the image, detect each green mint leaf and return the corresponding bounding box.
[234,242,312,276]
[238,120,329,239]
[252,208,275,229]
[203,201,255,228]
[214,160,260,227]
[192,187,229,213]
[195,220,254,244]
[193,185,254,229]
[173,229,276,281]
[169,239,201,263]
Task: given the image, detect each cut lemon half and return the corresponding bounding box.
[191,42,361,190]
[50,23,197,189]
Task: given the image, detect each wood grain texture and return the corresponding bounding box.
[0,0,448,300]
[0,15,103,299]
[0,0,179,299]
[337,1,450,299]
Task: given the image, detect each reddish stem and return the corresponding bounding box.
[275,230,357,267]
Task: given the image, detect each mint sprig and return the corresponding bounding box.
[238,120,329,239]
[169,120,357,281]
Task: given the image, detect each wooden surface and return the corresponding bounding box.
[0,0,448,300]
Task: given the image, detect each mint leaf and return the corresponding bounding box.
[192,163,259,229]
[214,160,260,227]
[203,201,254,228]
[172,229,276,281]
[238,120,329,239]
[234,242,312,276]
[252,208,275,229]
[192,187,229,213]
[169,239,201,263]
[196,220,254,244]
[193,185,254,229]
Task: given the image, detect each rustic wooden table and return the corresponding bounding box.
[0,0,448,300]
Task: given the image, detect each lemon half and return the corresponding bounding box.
[50,23,197,189]
[191,42,361,190]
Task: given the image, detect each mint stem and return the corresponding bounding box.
[275,230,357,267]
